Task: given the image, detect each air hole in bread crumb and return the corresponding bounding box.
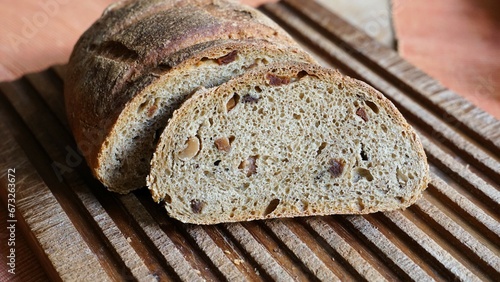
[317,142,327,155]
[137,100,148,113]
[408,172,415,180]
[254,86,262,93]
[365,101,379,114]
[264,199,280,216]
[396,168,408,184]
[352,168,374,183]
[164,194,172,204]
[293,114,301,120]
[297,70,308,79]
[226,94,240,112]
[381,124,388,133]
[360,144,369,161]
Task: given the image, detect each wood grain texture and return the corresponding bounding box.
[1,1,499,281]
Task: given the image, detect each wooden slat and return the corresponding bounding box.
[0,95,110,281]
[223,223,296,281]
[428,176,500,245]
[304,217,388,281]
[413,199,500,277]
[343,215,435,281]
[119,194,202,281]
[0,1,499,280]
[380,210,479,281]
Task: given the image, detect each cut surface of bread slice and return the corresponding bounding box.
[64,0,314,193]
[148,63,429,224]
[96,40,314,192]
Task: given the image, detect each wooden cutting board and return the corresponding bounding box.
[1,0,499,280]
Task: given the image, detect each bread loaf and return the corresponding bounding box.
[65,0,314,193]
[148,63,429,224]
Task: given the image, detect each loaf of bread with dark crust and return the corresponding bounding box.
[147,63,429,224]
[64,0,314,193]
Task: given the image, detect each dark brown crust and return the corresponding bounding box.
[64,0,306,189]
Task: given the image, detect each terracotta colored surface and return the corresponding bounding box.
[393,0,500,118]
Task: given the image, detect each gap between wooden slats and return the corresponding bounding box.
[260,1,500,186]
[134,190,231,281]
[0,93,113,281]
[303,217,389,281]
[358,213,449,281]
[378,210,479,281]
[418,133,500,217]
[264,219,344,281]
[184,224,264,282]
[428,177,500,245]
[120,193,207,281]
[243,221,318,281]
[340,215,436,281]
[414,196,500,279]
[0,76,174,281]
[279,0,500,156]
[222,222,296,281]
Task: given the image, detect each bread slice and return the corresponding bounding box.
[64,0,315,193]
[148,63,429,224]
[97,40,313,192]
